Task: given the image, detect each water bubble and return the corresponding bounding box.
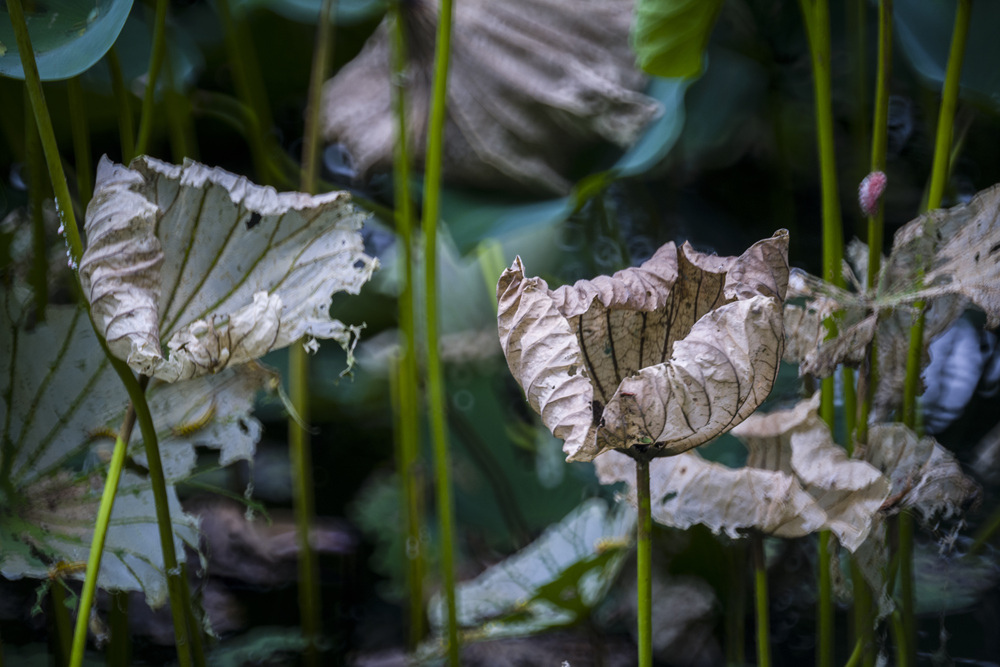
[452,389,475,412]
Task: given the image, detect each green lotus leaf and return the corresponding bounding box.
[0,0,132,81]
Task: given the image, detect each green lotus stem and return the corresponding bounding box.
[7,0,84,265]
[753,533,772,667]
[69,402,136,667]
[131,371,195,667]
[66,77,93,208]
[178,562,206,666]
[50,581,72,662]
[898,4,970,664]
[164,54,199,163]
[799,2,843,663]
[107,591,130,666]
[134,0,169,157]
[25,102,48,319]
[390,2,427,648]
[216,0,276,184]
[724,541,746,667]
[635,456,653,667]
[843,635,864,667]
[286,4,338,663]
[421,0,459,661]
[106,47,135,163]
[288,342,320,665]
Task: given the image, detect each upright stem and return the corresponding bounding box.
[50,582,72,663]
[390,2,426,648]
[288,4,336,663]
[69,402,137,667]
[107,591,130,666]
[134,0,170,157]
[799,3,843,664]
[106,47,135,163]
[422,0,459,661]
[7,0,84,264]
[898,4,971,664]
[753,533,772,667]
[216,0,275,183]
[131,372,195,667]
[635,456,653,667]
[66,77,93,209]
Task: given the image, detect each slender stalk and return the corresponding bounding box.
[50,582,72,662]
[421,0,459,661]
[69,404,136,667]
[8,0,84,264]
[25,99,48,319]
[106,47,135,163]
[288,342,320,665]
[799,3,843,664]
[898,4,971,665]
[178,562,206,666]
[130,371,194,667]
[216,0,275,183]
[134,0,170,157]
[390,1,426,648]
[724,541,747,667]
[752,533,772,667]
[164,55,199,163]
[286,4,337,662]
[66,77,93,208]
[635,456,653,667]
[107,591,130,666]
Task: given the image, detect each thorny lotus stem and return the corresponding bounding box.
[69,398,138,667]
[798,2,843,663]
[67,77,93,209]
[390,1,427,648]
[7,0,84,265]
[134,0,169,156]
[752,533,772,667]
[635,456,653,667]
[106,47,135,163]
[422,0,460,660]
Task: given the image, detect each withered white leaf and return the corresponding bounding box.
[784,184,1000,416]
[885,184,1000,327]
[498,231,788,462]
[80,156,377,382]
[0,297,199,607]
[320,0,661,195]
[863,423,981,523]
[595,395,890,551]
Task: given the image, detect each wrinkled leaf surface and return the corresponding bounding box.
[80,156,377,382]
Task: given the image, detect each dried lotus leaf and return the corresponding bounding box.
[321,0,661,195]
[498,231,788,461]
[80,156,376,382]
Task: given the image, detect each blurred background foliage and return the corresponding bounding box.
[3,0,1000,664]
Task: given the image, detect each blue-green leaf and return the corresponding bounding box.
[895,0,1000,110]
[0,0,133,81]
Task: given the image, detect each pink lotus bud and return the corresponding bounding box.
[859,171,887,217]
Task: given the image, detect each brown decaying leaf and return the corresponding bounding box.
[595,394,889,551]
[320,0,661,195]
[498,231,789,462]
[863,423,981,523]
